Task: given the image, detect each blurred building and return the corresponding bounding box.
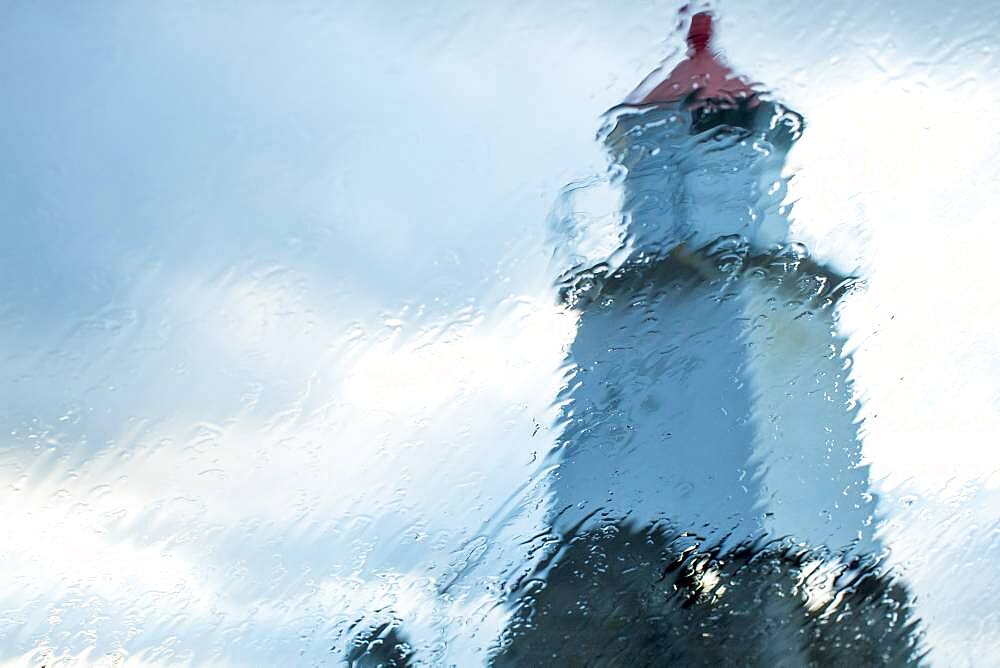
[494,12,922,665]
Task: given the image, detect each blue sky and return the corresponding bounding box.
[1,0,999,664]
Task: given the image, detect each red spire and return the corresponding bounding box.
[687,12,713,54]
[635,12,755,107]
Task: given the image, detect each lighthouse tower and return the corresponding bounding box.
[548,10,873,562]
[494,12,920,665]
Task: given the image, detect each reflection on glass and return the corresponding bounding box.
[5,2,999,665]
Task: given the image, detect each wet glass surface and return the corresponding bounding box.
[2,1,999,665]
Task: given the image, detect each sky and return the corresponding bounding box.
[1,0,999,664]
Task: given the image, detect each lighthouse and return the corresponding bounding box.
[545,9,871,561]
[493,12,921,665]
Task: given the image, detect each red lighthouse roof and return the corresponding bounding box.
[634,12,756,107]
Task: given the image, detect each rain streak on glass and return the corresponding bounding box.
[1,1,999,666]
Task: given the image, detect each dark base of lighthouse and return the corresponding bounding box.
[491,523,923,667]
